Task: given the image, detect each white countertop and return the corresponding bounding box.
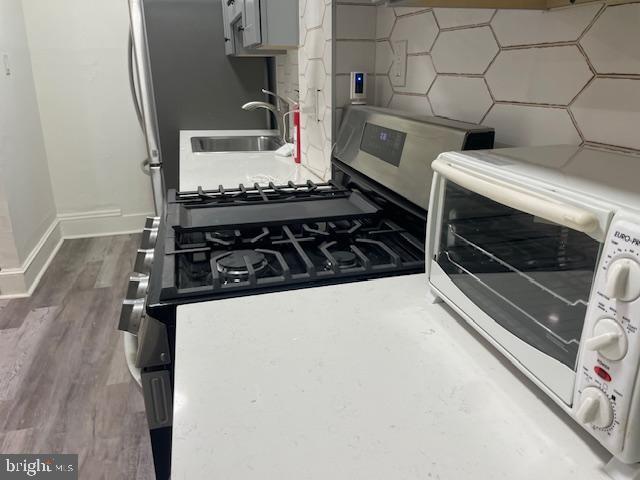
[172,274,610,480]
[179,130,321,191]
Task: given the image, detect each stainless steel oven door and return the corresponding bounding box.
[427,159,609,405]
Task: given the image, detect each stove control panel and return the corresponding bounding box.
[574,218,640,458]
[360,122,406,167]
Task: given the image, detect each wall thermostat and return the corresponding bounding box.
[350,72,367,105]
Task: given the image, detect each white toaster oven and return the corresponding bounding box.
[426,145,640,472]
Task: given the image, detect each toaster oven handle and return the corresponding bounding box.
[432,159,599,234]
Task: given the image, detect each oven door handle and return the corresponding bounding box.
[123,332,142,389]
[432,159,599,234]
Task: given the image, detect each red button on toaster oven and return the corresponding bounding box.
[594,366,612,382]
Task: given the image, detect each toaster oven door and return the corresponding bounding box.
[429,179,603,404]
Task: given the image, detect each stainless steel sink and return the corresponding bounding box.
[191,135,284,153]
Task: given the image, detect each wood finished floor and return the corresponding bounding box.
[0,235,155,479]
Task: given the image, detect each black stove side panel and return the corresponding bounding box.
[144,306,176,480]
[332,159,427,240]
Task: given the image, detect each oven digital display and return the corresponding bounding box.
[360,123,406,167]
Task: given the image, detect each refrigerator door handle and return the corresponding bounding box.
[140,158,151,176]
[129,29,152,178]
[128,29,145,130]
[129,0,165,216]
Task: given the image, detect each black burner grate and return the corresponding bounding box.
[164,218,425,299]
[169,180,350,207]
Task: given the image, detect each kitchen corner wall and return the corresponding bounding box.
[1,0,156,297]
[275,1,333,180]
[370,2,640,153]
[276,49,300,145]
[276,50,300,110]
[21,0,155,230]
[297,0,333,180]
[0,0,58,296]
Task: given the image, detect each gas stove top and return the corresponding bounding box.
[150,181,426,306]
[174,218,423,294]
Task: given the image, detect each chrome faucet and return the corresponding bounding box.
[262,88,294,112]
[242,89,294,142]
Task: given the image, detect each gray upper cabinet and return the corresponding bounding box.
[223,0,243,20]
[222,0,298,55]
[221,0,235,55]
[242,0,262,47]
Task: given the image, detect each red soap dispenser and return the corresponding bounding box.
[293,104,301,164]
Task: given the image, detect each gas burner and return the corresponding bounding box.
[325,250,359,270]
[215,250,268,282]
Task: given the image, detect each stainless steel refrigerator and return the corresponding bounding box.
[126,2,271,477]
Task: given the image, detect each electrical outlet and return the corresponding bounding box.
[390,41,407,87]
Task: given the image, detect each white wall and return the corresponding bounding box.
[1,0,155,297]
[21,0,154,222]
[0,0,56,269]
[0,179,20,270]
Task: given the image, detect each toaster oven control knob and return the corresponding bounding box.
[605,258,640,302]
[585,318,628,361]
[576,387,613,429]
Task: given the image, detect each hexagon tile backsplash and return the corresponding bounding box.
[298,0,333,180]
[369,2,640,153]
[278,1,640,177]
[276,0,332,181]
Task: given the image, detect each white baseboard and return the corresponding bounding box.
[0,208,153,299]
[59,209,153,239]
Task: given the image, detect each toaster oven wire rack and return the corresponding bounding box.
[448,227,591,308]
[442,251,582,348]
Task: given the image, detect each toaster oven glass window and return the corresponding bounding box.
[436,182,601,369]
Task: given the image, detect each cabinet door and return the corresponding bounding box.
[221,0,235,55]
[230,0,243,20]
[242,0,262,47]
